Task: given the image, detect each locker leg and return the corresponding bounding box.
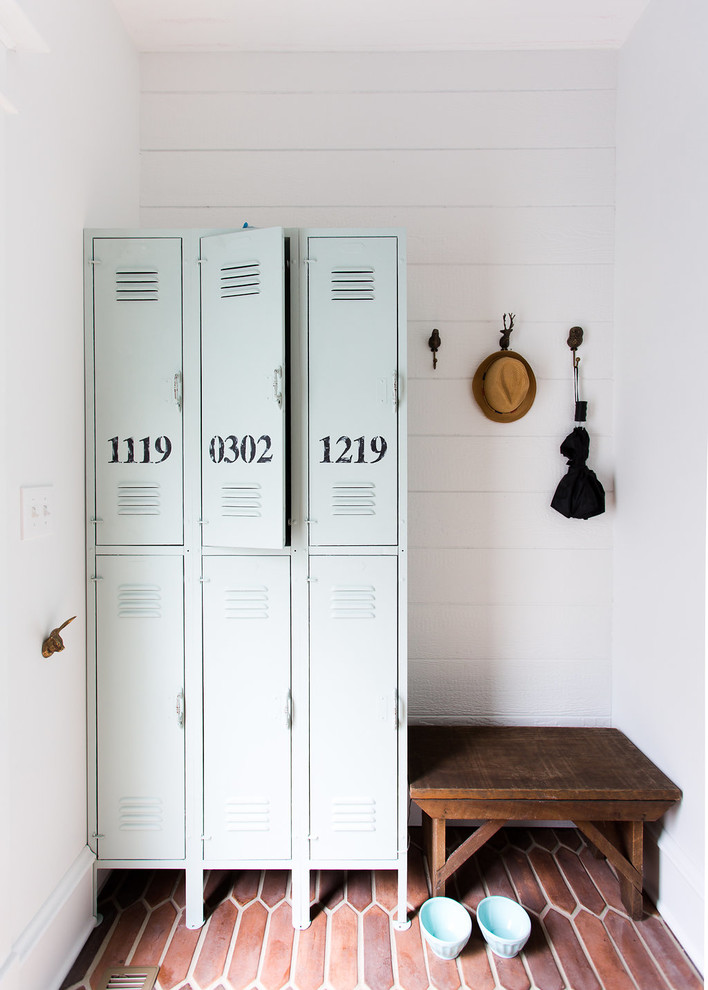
[290,866,311,930]
[185,864,204,929]
[393,858,411,931]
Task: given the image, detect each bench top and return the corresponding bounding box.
[408,726,682,804]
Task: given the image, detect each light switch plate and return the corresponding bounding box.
[20,486,53,539]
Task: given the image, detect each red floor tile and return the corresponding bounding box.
[62,828,700,990]
[458,939,496,990]
[228,900,268,990]
[394,916,429,990]
[424,942,461,990]
[157,912,202,990]
[260,900,295,989]
[193,898,238,987]
[363,905,395,990]
[90,902,147,988]
[543,908,602,990]
[347,870,374,912]
[328,903,359,990]
[604,908,672,989]
[131,901,177,967]
[293,906,327,990]
[575,908,636,990]
[640,912,704,989]
[529,846,577,915]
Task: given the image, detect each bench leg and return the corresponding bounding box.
[576,820,644,921]
[619,821,644,920]
[422,812,447,896]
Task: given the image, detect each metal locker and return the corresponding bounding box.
[200,228,287,549]
[91,237,184,546]
[95,554,185,860]
[308,236,399,547]
[308,555,399,861]
[202,555,292,860]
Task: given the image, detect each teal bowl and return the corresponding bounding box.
[476,896,531,958]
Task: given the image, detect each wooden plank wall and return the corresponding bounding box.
[140,50,616,725]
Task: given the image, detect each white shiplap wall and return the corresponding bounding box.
[140,50,615,725]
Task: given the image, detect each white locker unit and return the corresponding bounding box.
[202,554,292,861]
[307,236,399,547]
[309,555,399,862]
[91,237,184,547]
[200,229,287,550]
[85,226,407,933]
[94,554,185,861]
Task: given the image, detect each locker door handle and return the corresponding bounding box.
[285,689,293,730]
[392,372,399,412]
[176,690,185,729]
[273,366,283,408]
[393,689,400,730]
[173,372,183,413]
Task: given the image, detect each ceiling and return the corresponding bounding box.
[109,0,652,53]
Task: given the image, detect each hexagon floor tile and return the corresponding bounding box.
[60,828,702,990]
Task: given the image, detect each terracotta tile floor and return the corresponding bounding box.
[61,827,702,990]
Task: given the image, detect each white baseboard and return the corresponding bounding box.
[645,824,704,976]
[408,715,611,727]
[0,845,96,990]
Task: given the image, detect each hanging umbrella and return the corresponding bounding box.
[551,327,605,520]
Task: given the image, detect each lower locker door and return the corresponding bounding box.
[96,555,185,860]
[202,556,292,859]
[309,556,398,861]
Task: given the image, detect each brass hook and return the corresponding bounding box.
[42,616,76,658]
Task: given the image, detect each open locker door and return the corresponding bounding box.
[200,228,287,549]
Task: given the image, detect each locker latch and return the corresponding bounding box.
[176,690,185,729]
[273,366,283,408]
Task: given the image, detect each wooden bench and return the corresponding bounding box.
[408,726,682,920]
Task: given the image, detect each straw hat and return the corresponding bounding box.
[472,350,536,423]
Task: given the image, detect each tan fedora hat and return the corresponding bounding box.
[472,350,536,422]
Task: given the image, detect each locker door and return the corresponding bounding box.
[96,555,185,860]
[203,555,291,859]
[92,237,184,546]
[308,236,399,547]
[309,556,398,861]
[201,228,286,549]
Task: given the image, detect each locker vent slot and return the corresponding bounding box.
[330,585,376,620]
[96,967,158,990]
[332,483,376,516]
[118,797,163,831]
[221,261,261,298]
[331,797,377,831]
[221,484,262,517]
[115,270,159,302]
[118,585,162,619]
[224,586,269,620]
[331,268,375,301]
[225,797,271,831]
[118,482,161,516]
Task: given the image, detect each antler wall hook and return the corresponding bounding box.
[499,313,515,350]
[42,616,76,658]
[428,328,441,369]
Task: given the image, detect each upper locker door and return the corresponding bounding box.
[200,228,286,549]
[308,236,399,547]
[92,237,184,546]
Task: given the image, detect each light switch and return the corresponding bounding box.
[20,486,54,539]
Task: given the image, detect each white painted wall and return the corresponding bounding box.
[614,0,706,971]
[0,1,139,986]
[140,49,616,725]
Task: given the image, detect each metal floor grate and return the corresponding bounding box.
[95,967,159,990]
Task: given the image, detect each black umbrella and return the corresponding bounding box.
[551,327,605,520]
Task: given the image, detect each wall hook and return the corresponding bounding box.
[428,328,441,369]
[42,615,76,658]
